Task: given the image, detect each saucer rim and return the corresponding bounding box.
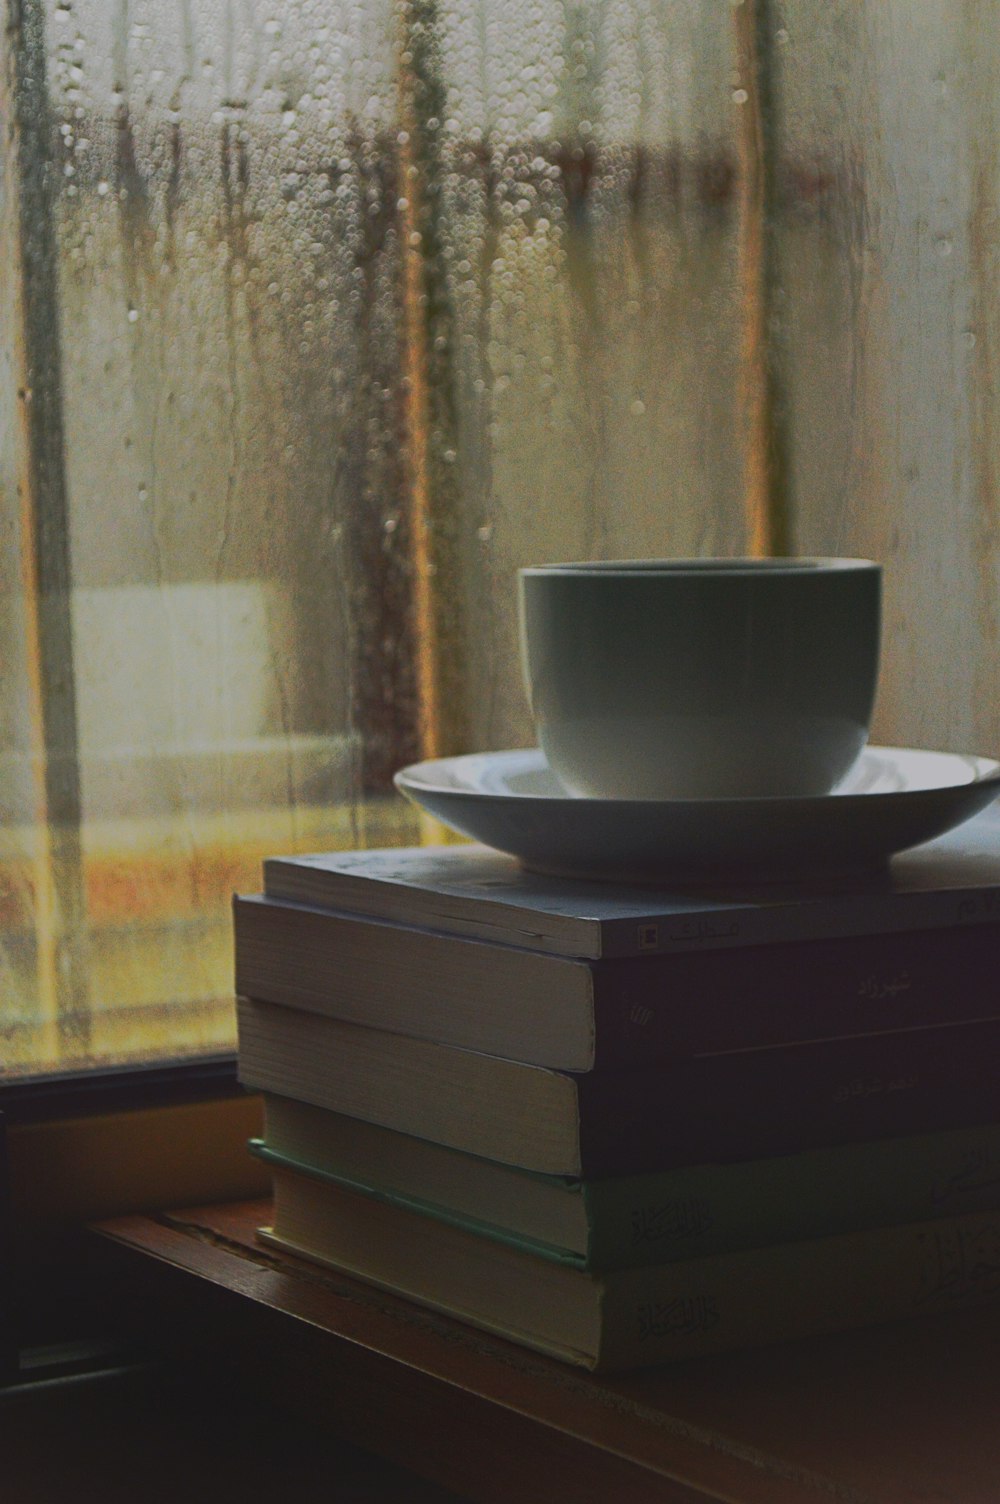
[395,746,1000,809]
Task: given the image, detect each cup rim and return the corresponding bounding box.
[520,556,879,578]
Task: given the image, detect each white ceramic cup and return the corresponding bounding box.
[518,558,882,800]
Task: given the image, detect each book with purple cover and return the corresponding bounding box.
[234,892,1000,1070]
[236,997,1000,1177]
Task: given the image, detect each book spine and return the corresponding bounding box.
[597,1208,1000,1370]
[591,923,1000,1065]
[577,1018,1000,1177]
[585,1122,1000,1269]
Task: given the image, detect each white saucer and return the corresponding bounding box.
[394,747,1000,883]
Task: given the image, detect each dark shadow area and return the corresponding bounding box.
[3,1361,467,1504]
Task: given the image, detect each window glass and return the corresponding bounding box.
[2,1,997,1075]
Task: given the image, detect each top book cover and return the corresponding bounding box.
[263,805,1000,960]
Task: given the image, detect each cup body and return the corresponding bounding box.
[518,558,882,800]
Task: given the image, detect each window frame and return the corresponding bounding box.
[0,1054,240,1128]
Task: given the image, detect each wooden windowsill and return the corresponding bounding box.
[90,1199,1000,1504]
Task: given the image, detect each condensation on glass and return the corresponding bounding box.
[1,1,998,1073]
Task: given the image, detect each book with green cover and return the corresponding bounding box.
[259,1162,1000,1371]
[252,1096,1000,1271]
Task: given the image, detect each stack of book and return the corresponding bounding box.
[234,811,1000,1371]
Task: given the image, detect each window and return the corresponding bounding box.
[3,1,997,1079]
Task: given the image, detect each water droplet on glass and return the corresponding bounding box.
[127,307,139,323]
[732,88,749,106]
[936,236,953,258]
[630,399,646,417]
